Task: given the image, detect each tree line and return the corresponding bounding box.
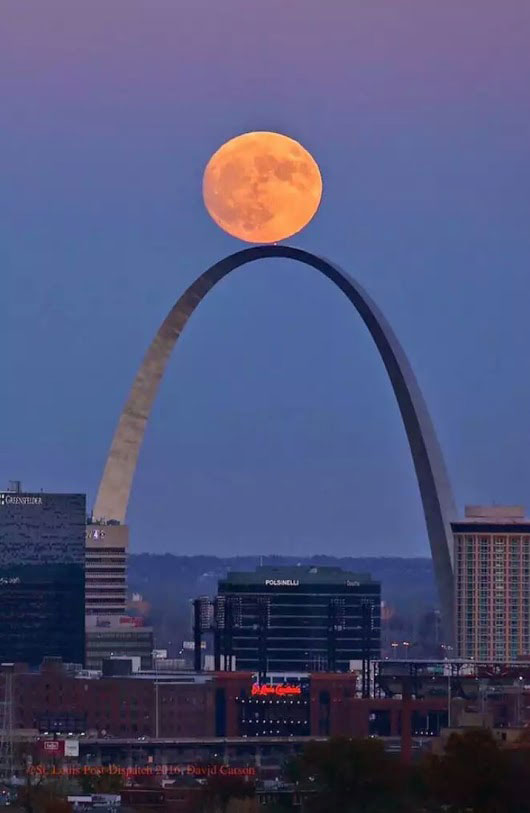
[283,728,530,812]
[197,728,530,812]
[11,728,530,812]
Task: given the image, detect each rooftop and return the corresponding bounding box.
[465,505,526,519]
[453,505,530,527]
[221,565,374,585]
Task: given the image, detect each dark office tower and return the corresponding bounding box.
[217,566,381,673]
[0,486,85,666]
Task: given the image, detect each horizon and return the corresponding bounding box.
[128,551,432,560]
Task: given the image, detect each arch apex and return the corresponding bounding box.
[93,245,455,643]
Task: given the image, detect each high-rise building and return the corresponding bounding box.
[85,522,128,616]
[454,506,530,661]
[216,565,381,673]
[85,615,153,671]
[0,484,85,666]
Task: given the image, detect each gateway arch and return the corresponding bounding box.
[93,245,456,641]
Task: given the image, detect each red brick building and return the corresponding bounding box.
[2,661,451,740]
[7,660,216,738]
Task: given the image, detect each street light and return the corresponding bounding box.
[154,658,159,739]
[517,676,524,726]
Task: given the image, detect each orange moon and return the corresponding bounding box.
[202,131,322,244]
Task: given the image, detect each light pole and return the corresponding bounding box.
[447,671,452,728]
[154,658,159,739]
[517,676,523,727]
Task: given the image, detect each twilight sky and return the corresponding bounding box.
[2,0,530,556]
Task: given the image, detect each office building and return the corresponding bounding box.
[85,521,128,616]
[216,565,381,673]
[85,615,154,671]
[0,484,85,666]
[454,505,530,661]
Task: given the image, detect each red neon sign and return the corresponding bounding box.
[251,683,301,697]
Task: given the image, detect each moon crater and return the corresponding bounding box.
[203,132,322,243]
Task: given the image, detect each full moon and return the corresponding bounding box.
[202,131,322,244]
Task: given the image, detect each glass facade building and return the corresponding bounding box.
[217,565,381,673]
[0,491,85,666]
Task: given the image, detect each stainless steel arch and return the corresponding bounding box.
[94,245,455,641]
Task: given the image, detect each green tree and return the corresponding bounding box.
[41,799,71,813]
[285,736,414,813]
[420,728,527,813]
[79,771,125,794]
[197,772,255,813]
[17,779,78,813]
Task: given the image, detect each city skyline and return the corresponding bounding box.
[2,1,530,556]
[2,4,530,805]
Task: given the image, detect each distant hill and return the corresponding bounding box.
[128,554,437,655]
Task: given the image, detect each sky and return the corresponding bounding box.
[1,0,530,557]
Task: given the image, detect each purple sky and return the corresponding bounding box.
[2,0,530,556]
